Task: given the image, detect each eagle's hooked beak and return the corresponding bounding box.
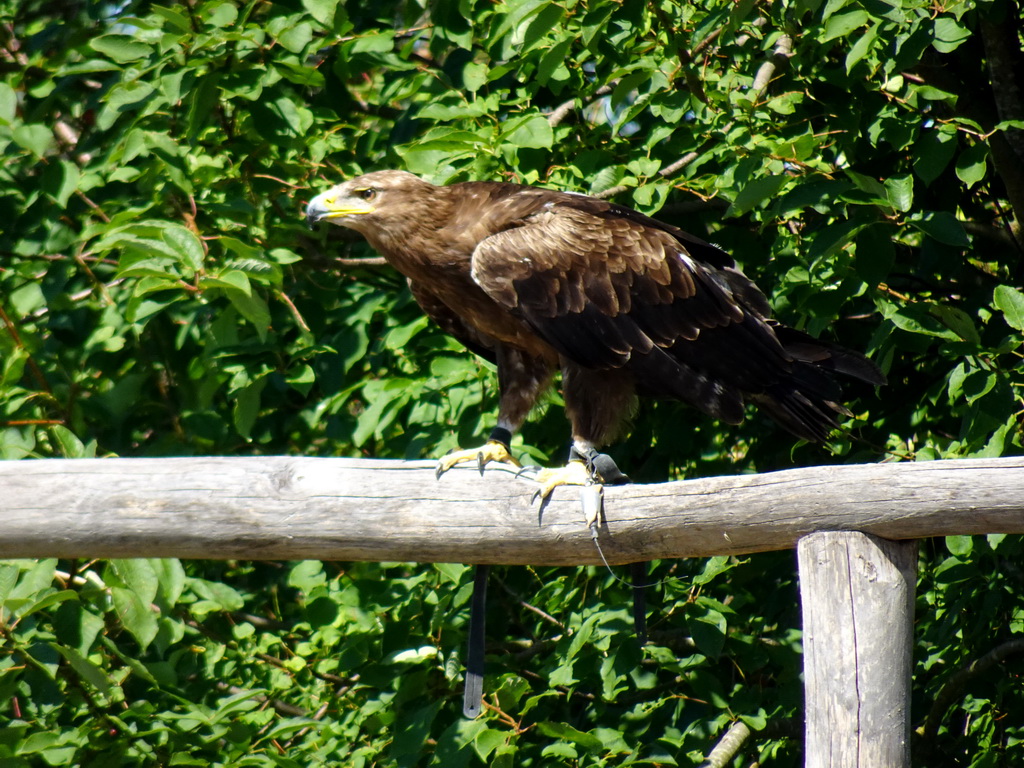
[305,188,374,228]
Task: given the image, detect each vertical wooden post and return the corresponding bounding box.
[798,532,917,768]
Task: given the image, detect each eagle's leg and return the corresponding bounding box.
[530,362,634,500]
[435,345,554,479]
[531,440,631,500]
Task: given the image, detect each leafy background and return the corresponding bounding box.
[2,0,1023,764]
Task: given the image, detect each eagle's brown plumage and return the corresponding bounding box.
[307,170,884,472]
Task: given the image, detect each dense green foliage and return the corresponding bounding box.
[2,0,1023,764]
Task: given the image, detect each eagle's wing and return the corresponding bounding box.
[470,200,875,437]
[407,279,497,364]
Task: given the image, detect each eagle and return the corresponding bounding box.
[306,170,885,717]
[306,170,884,492]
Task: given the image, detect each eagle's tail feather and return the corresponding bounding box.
[753,328,886,442]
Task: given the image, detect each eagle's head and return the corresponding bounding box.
[306,170,436,237]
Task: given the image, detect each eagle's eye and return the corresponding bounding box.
[359,188,377,201]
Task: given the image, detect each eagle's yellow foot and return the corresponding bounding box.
[529,460,594,504]
[435,440,521,479]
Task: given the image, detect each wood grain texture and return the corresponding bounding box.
[1,456,1022,563]
[799,532,917,768]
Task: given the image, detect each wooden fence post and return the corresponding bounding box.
[798,532,918,768]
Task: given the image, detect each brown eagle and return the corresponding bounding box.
[306,170,884,495]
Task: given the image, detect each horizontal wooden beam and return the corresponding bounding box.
[2,456,1023,564]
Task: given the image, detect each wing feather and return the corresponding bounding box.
[470,204,774,420]
[407,280,496,363]
[468,192,882,437]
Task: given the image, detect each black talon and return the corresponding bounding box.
[477,452,486,476]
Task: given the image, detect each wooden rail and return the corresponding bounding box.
[2,456,1023,562]
[3,455,1023,768]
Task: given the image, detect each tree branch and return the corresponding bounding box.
[917,637,1024,751]
[750,32,794,103]
[547,84,614,128]
[980,3,1024,241]
[701,721,752,768]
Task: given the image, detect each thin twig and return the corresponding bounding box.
[334,256,388,267]
[495,577,564,629]
[214,683,308,718]
[276,289,311,332]
[0,304,51,393]
[594,151,701,200]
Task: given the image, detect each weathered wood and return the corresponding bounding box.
[1,456,1022,563]
[799,532,917,768]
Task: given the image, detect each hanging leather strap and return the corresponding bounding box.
[462,564,489,718]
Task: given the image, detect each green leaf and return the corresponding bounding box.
[907,212,970,247]
[288,561,327,593]
[52,643,114,696]
[90,34,152,63]
[278,21,314,53]
[202,1,238,27]
[932,16,970,53]
[12,124,54,157]
[0,81,16,124]
[204,270,252,295]
[111,586,159,651]
[163,225,206,273]
[225,288,271,336]
[47,160,80,207]
[503,114,554,149]
[845,22,878,73]
[474,728,508,761]
[913,127,957,185]
[930,305,980,345]
[463,61,489,92]
[537,37,573,86]
[152,559,187,606]
[151,4,191,34]
[883,302,960,341]
[884,174,913,212]
[946,535,973,556]
[302,0,340,27]
[688,609,727,659]
[286,363,316,395]
[15,589,77,619]
[725,175,787,218]
[535,722,604,751]
[955,142,988,189]
[110,559,160,606]
[50,425,90,457]
[233,374,268,438]
[820,10,869,42]
[349,31,394,54]
[692,556,735,586]
[993,286,1024,331]
[188,578,245,612]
